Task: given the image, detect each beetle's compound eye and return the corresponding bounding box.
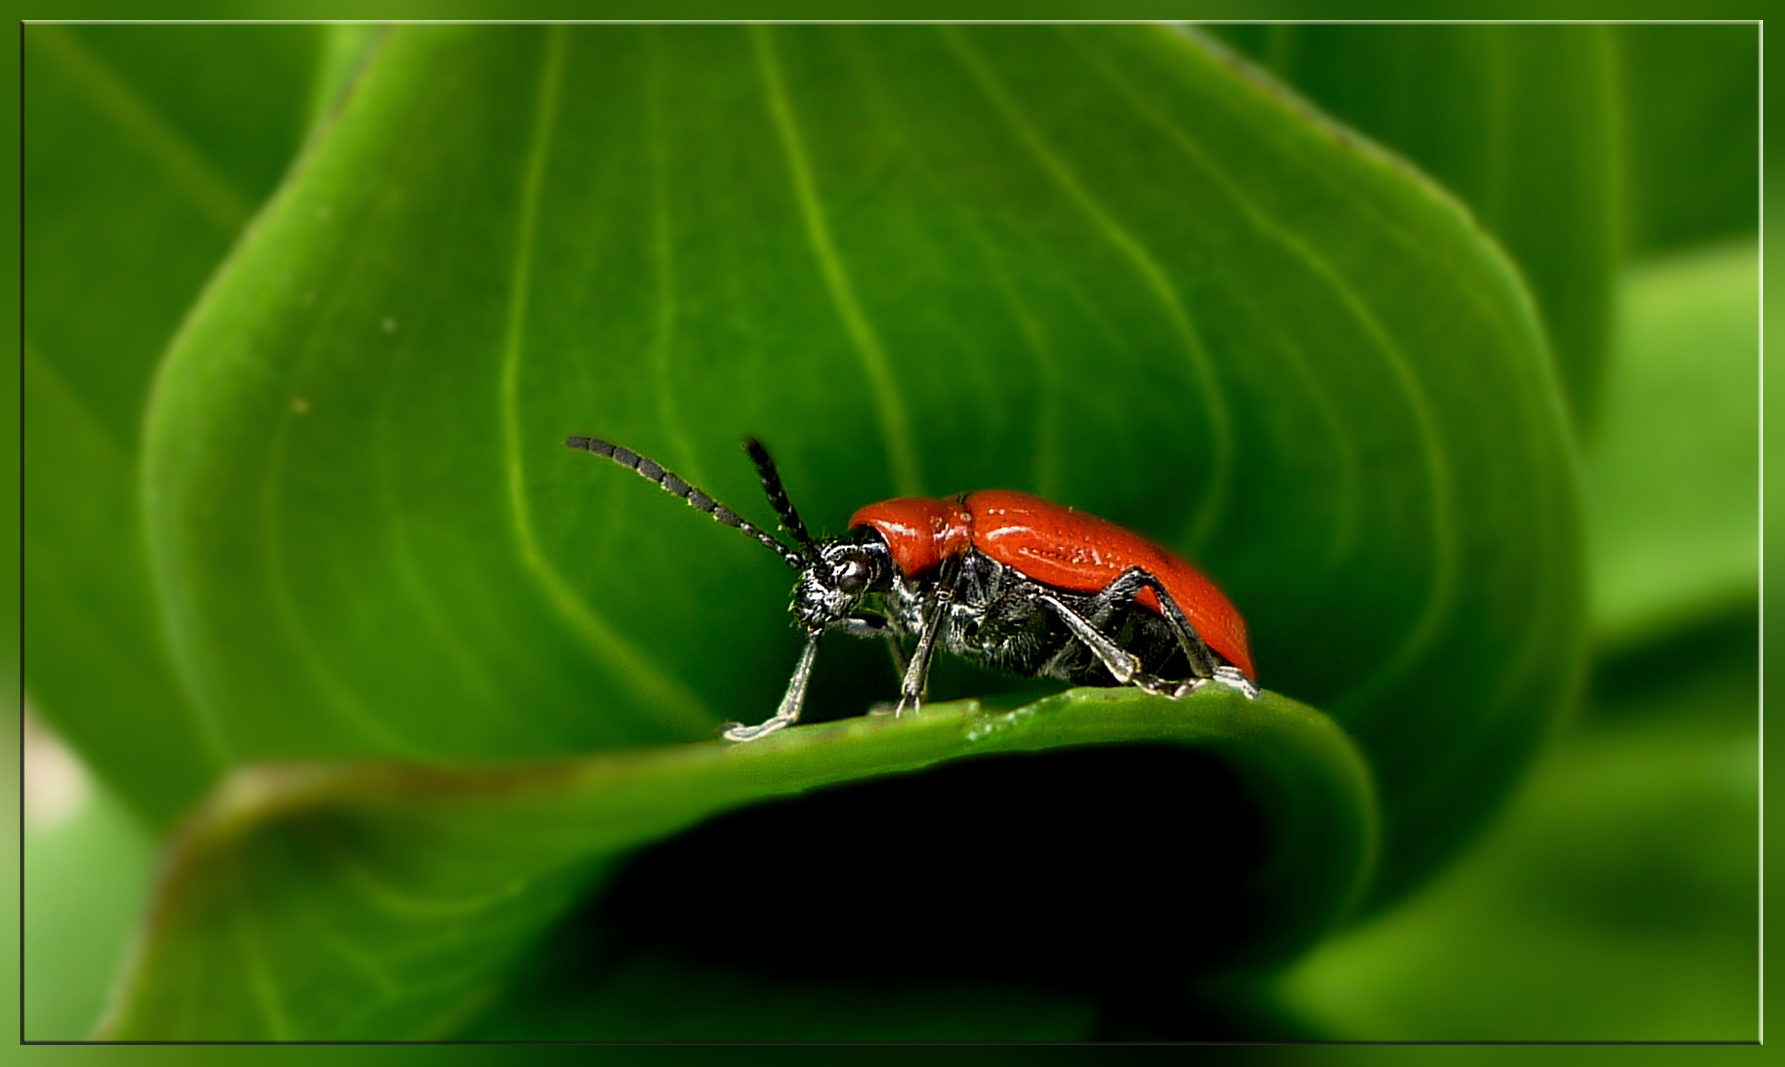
[834,554,870,596]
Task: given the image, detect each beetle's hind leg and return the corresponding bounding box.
[1075,567,1220,681]
[1190,664,1260,700]
[1038,567,1257,699]
[1031,590,1174,695]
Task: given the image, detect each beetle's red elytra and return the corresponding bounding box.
[567,436,1258,741]
[852,491,1254,680]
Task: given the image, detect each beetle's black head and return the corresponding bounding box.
[738,437,891,632]
[792,528,894,632]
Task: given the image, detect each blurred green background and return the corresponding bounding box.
[19,20,1757,1045]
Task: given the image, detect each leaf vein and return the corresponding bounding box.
[231,861,295,1040]
[646,29,709,489]
[1077,30,1460,682]
[258,411,426,754]
[941,25,1235,546]
[24,338,131,466]
[498,26,713,733]
[29,25,252,234]
[753,24,923,497]
[835,31,1064,498]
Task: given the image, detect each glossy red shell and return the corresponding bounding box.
[848,496,973,577]
[850,490,1254,679]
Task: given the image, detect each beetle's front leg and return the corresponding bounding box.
[721,631,821,742]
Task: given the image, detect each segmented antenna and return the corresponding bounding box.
[743,437,817,557]
[565,436,805,570]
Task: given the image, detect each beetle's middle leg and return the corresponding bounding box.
[893,555,964,715]
[830,611,909,686]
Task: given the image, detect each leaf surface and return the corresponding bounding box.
[1274,647,1757,1040]
[1616,24,1760,256]
[23,24,326,823]
[1214,24,1619,432]
[100,688,1373,1040]
[140,24,1581,914]
[49,24,1601,1037]
[23,769,157,1040]
[1587,243,1759,647]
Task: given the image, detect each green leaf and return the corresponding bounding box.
[139,23,1579,916]
[24,765,158,1040]
[470,949,1103,1042]
[306,24,386,133]
[1272,647,1757,1041]
[1616,24,1760,256]
[99,688,1374,1040]
[1587,243,1759,648]
[25,24,1593,1038]
[23,24,326,824]
[1213,24,1620,432]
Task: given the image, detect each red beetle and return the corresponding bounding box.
[568,436,1257,740]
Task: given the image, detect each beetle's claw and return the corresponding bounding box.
[867,697,921,719]
[1181,667,1260,701]
[721,717,792,742]
[1132,672,1176,698]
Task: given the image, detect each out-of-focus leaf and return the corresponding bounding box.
[99,688,1374,1040]
[1587,243,1758,648]
[140,23,1578,920]
[1272,647,1757,1041]
[23,24,326,825]
[306,24,385,131]
[1617,24,1760,256]
[3,707,19,1049]
[463,949,1099,1042]
[1211,24,1618,432]
[24,762,158,1040]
